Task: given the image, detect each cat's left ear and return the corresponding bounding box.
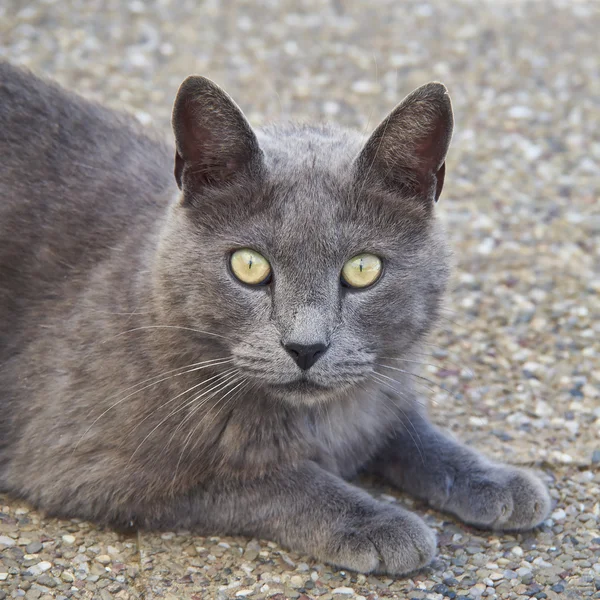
[172,76,263,192]
[354,82,453,204]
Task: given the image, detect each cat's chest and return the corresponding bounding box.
[218,391,394,479]
[310,395,395,476]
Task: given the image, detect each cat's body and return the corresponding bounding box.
[0,63,550,575]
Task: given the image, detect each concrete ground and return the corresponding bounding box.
[0,0,599,598]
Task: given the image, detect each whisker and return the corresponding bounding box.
[104,325,257,350]
[438,306,461,316]
[435,314,464,328]
[171,376,244,456]
[381,354,475,382]
[380,356,440,369]
[374,362,461,402]
[410,349,476,379]
[126,370,241,465]
[375,370,438,404]
[170,377,249,490]
[193,377,250,447]
[73,357,234,452]
[164,370,243,449]
[124,367,239,446]
[195,377,248,439]
[97,357,233,406]
[370,373,425,464]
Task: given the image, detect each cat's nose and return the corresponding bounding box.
[283,342,329,371]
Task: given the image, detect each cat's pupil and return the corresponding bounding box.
[248,257,253,270]
[359,259,363,272]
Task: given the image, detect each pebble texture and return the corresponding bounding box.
[1,0,599,598]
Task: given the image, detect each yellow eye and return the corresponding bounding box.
[341,253,382,288]
[230,248,272,285]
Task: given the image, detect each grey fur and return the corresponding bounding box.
[0,63,550,575]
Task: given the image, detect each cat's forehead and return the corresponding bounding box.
[223,124,430,261]
[254,124,375,226]
[244,184,412,265]
[256,124,362,175]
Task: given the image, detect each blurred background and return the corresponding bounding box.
[0,1,599,599]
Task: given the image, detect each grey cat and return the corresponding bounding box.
[0,62,550,575]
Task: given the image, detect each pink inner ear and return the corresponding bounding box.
[414,119,448,176]
[185,123,214,163]
[434,162,445,202]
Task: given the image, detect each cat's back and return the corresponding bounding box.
[0,62,174,335]
[0,62,174,237]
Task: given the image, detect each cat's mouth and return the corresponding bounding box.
[266,376,341,405]
[270,378,332,394]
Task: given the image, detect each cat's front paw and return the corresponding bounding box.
[449,466,551,531]
[328,507,436,575]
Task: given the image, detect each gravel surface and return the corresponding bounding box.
[1,0,599,599]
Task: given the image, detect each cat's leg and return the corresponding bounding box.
[140,461,436,575]
[368,408,551,530]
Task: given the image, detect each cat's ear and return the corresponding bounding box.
[172,76,263,191]
[354,82,453,203]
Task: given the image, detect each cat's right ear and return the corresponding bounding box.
[172,76,263,192]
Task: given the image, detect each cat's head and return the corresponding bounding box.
[156,76,453,405]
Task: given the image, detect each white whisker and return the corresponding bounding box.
[164,370,243,448]
[125,366,239,445]
[73,357,234,452]
[126,369,241,465]
[374,362,459,401]
[370,373,425,464]
[169,377,249,492]
[104,325,257,349]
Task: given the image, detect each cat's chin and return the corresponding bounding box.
[266,379,352,406]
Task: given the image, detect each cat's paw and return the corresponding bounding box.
[326,507,436,575]
[449,466,551,531]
